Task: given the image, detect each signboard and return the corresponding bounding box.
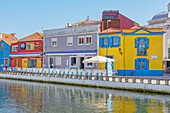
[152,55,157,59]
[108,62,112,76]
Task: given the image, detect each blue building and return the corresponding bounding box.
[0,33,18,70]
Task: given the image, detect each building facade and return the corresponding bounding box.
[102,10,137,30]
[43,18,101,69]
[10,32,43,68]
[99,26,164,76]
[0,33,18,70]
[147,3,170,69]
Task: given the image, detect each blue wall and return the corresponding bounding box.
[117,70,163,76]
[0,40,10,71]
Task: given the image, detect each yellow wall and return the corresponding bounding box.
[22,58,29,68]
[99,34,124,70]
[37,58,42,68]
[99,28,163,71]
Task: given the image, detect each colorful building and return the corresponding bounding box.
[102,10,138,30]
[99,25,164,76]
[43,17,101,69]
[0,33,18,70]
[10,32,43,68]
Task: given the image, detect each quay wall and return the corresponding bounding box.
[0,73,170,94]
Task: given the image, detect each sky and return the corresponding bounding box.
[0,0,169,39]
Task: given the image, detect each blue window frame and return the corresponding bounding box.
[100,36,120,48]
[135,58,149,70]
[109,36,120,48]
[99,37,108,48]
[135,37,149,56]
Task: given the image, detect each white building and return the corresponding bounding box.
[147,3,170,69]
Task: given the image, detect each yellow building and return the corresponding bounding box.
[99,25,164,76]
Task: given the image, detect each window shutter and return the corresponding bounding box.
[109,37,112,47]
[99,38,103,47]
[135,59,139,70]
[145,38,149,48]
[117,36,120,47]
[145,59,149,70]
[135,38,138,48]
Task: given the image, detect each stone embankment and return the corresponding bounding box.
[0,71,170,94]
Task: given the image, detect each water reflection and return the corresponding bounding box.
[0,79,169,113]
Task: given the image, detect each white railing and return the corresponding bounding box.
[2,67,117,76]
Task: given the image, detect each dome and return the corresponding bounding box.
[151,11,168,20]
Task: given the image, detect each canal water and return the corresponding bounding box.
[0,79,170,113]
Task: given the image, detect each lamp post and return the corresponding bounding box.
[106,20,111,79]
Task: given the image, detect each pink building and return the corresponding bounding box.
[102,10,137,30]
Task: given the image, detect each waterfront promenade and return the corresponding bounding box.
[0,70,170,94]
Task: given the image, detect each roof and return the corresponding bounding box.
[151,11,168,20]
[99,27,121,34]
[130,24,147,29]
[0,33,18,45]
[19,32,43,41]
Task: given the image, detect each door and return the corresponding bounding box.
[5,58,8,67]
[16,59,18,68]
[105,55,114,69]
[49,57,54,68]
[37,58,42,68]
[79,57,84,69]
[29,58,37,68]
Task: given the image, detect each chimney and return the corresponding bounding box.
[86,16,90,23]
[66,23,71,28]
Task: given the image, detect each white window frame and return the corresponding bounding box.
[51,38,57,47]
[85,56,93,67]
[70,56,77,67]
[85,35,92,45]
[55,56,61,66]
[12,45,18,52]
[67,37,73,46]
[78,36,84,45]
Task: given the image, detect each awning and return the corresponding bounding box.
[82,55,114,63]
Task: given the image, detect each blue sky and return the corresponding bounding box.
[0,0,169,38]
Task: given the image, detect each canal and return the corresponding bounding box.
[0,79,169,113]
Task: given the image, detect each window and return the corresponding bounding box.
[26,42,34,50]
[86,36,92,45]
[104,15,114,19]
[86,57,93,67]
[5,36,9,39]
[99,37,109,48]
[67,37,73,46]
[71,57,76,67]
[135,37,149,56]
[0,43,3,50]
[12,45,18,52]
[55,57,61,65]
[51,38,57,46]
[78,36,84,45]
[110,36,120,47]
[135,58,149,70]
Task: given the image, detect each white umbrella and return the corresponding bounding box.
[82,55,114,63]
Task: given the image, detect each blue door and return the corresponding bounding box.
[105,55,114,69]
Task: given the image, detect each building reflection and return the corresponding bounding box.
[0,80,169,113]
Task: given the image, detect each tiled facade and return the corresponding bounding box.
[43,23,101,69]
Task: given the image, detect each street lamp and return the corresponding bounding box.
[106,20,111,79]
